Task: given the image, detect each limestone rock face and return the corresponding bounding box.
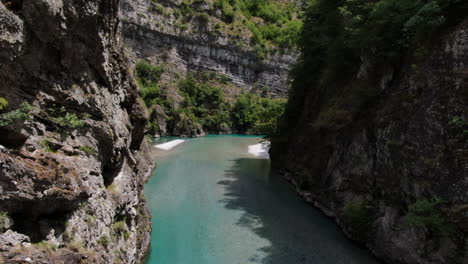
[0,0,153,263]
[119,0,295,98]
[271,19,468,264]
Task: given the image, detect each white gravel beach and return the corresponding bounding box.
[155,139,185,150]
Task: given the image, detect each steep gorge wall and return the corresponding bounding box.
[271,19,468,264]
[0,0,153,262]
[119,0,295,98]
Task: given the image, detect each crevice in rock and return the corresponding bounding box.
[11,210,69,243]
[3,196,86,243]
[0,127,28,148]
[102,157,124,187]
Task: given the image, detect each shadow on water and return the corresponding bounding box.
[218,158,381,264]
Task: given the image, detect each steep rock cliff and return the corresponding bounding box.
[271,17,468,264]
[119,0,296,98]
[0,0,153,263]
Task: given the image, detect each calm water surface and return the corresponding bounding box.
[145,135,379,264]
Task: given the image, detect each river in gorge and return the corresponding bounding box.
[145,135,380,264]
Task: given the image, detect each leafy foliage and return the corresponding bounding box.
[136,60,165,107]
[79,145,98,157]
[0,102,33,127]
[212,0,303,57]
[232,93,286,134]
[0,211,10,231]
[403,199,452,234]
[55,113,86,129]
[98,235,110,248]
[343,201,372,239]
[46,105,88,129]
[112,221,130,240]
[0,97,8,111]
[136,60,164,85]
[39,139,57,153]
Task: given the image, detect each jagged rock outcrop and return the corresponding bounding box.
[0,0,153,263]
[119,0,295,98]
[271,19,468,264]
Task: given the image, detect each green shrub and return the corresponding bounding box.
[0,102,33,127]
[136,60,164,85]
[148,119,160,135]
[34,241,58,251]
[98,235,110,248]
[197,12,210,24]
[150,1,164,13]
[0,97,8,111]
[0,211,10,231]
[39,139,57,153]
[343,201,372,238]
[46,105,88,129]
[403,199,452,234]
[54,113,86,129]
[112,221,130,240]
[214,0,235,23]
[135,61,165,107]
[79,145,97,157]
[231,93,286,134]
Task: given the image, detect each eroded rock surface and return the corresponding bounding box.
[119,0,296,98]
[0,0,153,263]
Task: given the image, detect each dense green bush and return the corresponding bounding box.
[343,201,373,239]
[212,0,303,56]
[0,211,10,231]
[136,59,286,136]
[79,145,98,157]
[136,60,164,84]
[54,113,86,129]
[46,105,88,129]
[98,235,110,248]
[232,93,286,134]
[112,221,130,240]
[0,102,33,127]
[403,199,452,234]
[0,97,8,111]
[39,139,57,153]
[136,60,165,107]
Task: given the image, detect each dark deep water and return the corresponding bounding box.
[145,135,380,264]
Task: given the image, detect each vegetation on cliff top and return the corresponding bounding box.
[146,0,304,58]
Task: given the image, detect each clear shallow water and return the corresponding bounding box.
[145,135,380,264]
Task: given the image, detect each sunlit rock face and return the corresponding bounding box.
[119,0,296,98]
[0,0,153,262]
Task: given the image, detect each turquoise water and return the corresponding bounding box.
[145,135,380,264]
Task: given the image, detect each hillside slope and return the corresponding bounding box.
[119,0,301,137]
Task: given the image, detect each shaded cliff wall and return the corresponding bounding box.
[0,0,153,262]
[271,17,468,264]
